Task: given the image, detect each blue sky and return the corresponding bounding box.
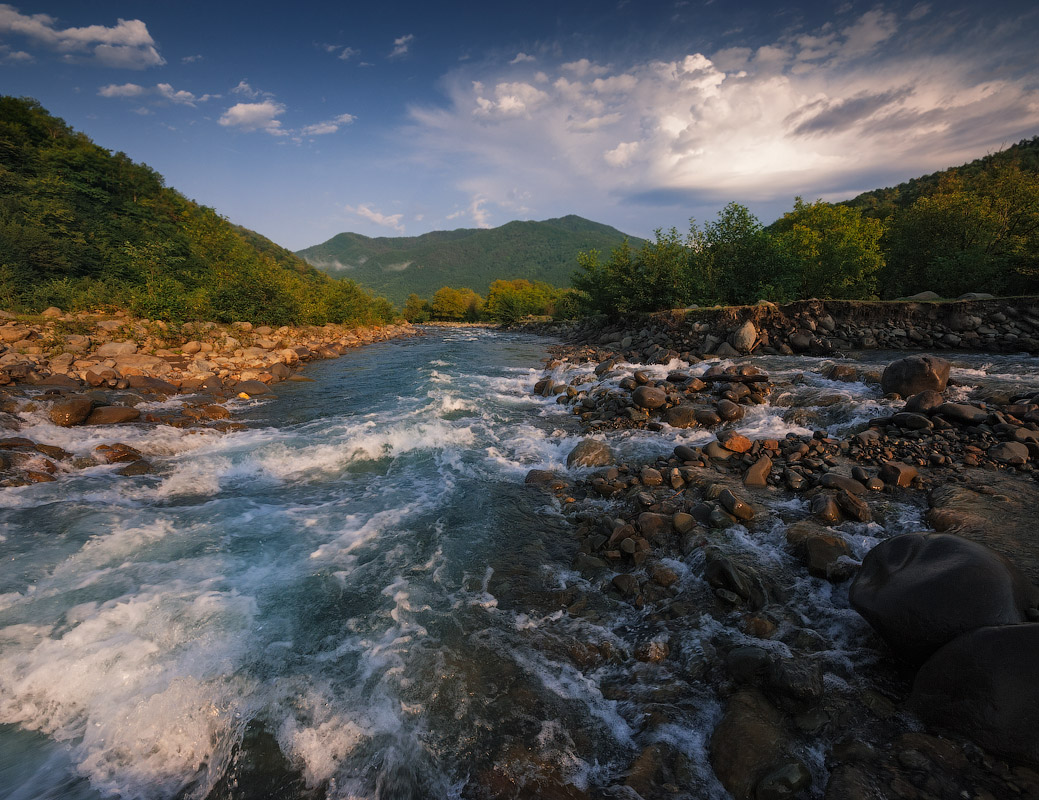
[2,1,1038,250]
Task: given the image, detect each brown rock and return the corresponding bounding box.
[879,461,918,487]
[743,455,772,487]
[49,395,93,427]
[717,430,752,453]
[86,406,141,425]
[632,385,667,410]
[710,690,789,800]
[662,405,698,428]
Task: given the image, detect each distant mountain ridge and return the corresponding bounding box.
[297,215,645,304]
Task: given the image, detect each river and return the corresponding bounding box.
[2,329,1038,800]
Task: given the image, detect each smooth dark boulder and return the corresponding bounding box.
[904,389,944,414]
[936,402,988,426]
[849,532,1039,663]
[632,385,666,410]
[911,624,1039,767]
[49,395,93,427]
[86,406,141,425]
[662,405,698,428]
[880,355,950,397]
[235,379,273,395]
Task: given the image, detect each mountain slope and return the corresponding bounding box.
[0,96,392,325]
[841,136,1039,219]
[297,216,645,304]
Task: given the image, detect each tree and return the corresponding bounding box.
[402,293,432,322]
[771,198,884,299]
[431,286,483,320]
[484,279,559,323]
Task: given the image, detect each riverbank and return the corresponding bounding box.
[523,323,1039,798]
[0,309,418,485]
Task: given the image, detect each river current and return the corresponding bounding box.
[2,329,1038,800]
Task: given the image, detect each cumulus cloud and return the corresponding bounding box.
[346,204,405,232]
[98,81,213,106]
[219,100,287,134]
[300,113,356,136]
[338,46,359,61]
[408,6,1039,224]
[510,52,535,64]
[0,4,164,68]
[390,33,413,58]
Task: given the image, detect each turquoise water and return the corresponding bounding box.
[3,330,1039,800]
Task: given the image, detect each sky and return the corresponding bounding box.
[2,1,1038,251]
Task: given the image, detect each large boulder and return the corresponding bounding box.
[880,355,950,397]
[49,395,93,426]
[709,690,799,800]
[632,385,666,410]
[850,533,1039,663]
[730,320,757,353]
[566,439,615,468]
[911,624,1039,767]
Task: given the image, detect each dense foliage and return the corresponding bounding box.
[296,215,644,305]
[0,96,395,325]
[571,141,1039,315]
[400,279,577,324]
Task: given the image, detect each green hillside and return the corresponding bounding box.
[841,136,1039,219]
[0,96,393,325]
[297,216,645,304]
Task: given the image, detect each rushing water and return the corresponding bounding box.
[2,330,1039,800]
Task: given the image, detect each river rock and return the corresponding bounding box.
[49,395,93,426]
[710,690,790,800]
[988,441,1030,465]
[878,461,917,487]
[235,379,272,395]
[903,290,941,301]
[904,389,944,414]
[849,532,1039,663]
[880,354,950,397]
[935,402,987,426]
[717,430,752,453]
[730,320,757,352]
[567,439,615,468]
[86,406,141,425]
[663,405,698,428]
[95,341,138,357]
[632,385,666,410]
[743,456,772,488]
[716,399,745,422]
[910,623,1039,767]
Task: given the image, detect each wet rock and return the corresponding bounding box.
[117,459,153,476]
[716,399,745,422]
[988,441,1029,465]
[834,489,871,523]
[849,532,1039,663]
[637,512,672,541]
[719,488,754,521]
[880,354,950,397]
[825,364,858,382]
[662,405,698,428]
[726,645,771,682]
[235,379,272,395]
[634,640,670,663]
[567,439,615,468]
[755,761,811,800]
[743,455,772,488]
[910,623,1039,767]
[715,341,740,358]
[710,690,790,800]
[810,494,842,524]
[612,573,640,598]
[904,389,944,414]
[878,461,918,487]
[695,408,722,426]
[85,406,141,425]
[674,444,699,462]
[94,443,143,463]
[936,402,988,426]
[891,411,933,430]
[819,473,866,495]
[806,534,853,581]
[672,512,697,535]
[639,466,663,486]
[49,395,93,427]
[718,430,752,453]
[632,385,667,410]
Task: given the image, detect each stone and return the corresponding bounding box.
[719,488,754,521]
[716,399,745,422]
[715,341,741,358]
[672,512,697,535]
[117,460,153,476]
[674,444,699,462]
[127,375,179,394]
[567,439,615,468]
[235,379,272,395]
[834,489,871,523]
[849,532,1039,663]
[662,405,698,428]
[988,441,1029,465]
[902,290,941,301]
[49,395,93,427]
[731,320,757,352]
[810,494,842,525]
[41,306,62,318]
[634,640,670,663]
[904,389,944,414]
[819,473,866,495]
[878,461,917,487]
[86,406,141,425]
[825,364,858,382]
[891,411,933,430]
[95,341,138,357]
[632,385,667,410]
[718,430,752,453]
[710,690,789,800]
[936,402,988,426]
[755,761,811,800]
[695,408,722,426]
[880,354,951,397]
[612,573,640,598]
[910,624,1039,767]
[637,512,672,541]
[640,466,663,486]
[743,456,772,488]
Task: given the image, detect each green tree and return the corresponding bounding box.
[431,286,483,320]
[484,279,560,323]
[402,293,432,322]
[771,198,884,299]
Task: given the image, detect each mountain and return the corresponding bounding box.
[297,216,645,304]
[0,96,392,325]
[842,136,1039,219]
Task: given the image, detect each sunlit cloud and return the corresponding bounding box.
[346,204,405,232]
[98,81,213,106]
[219,100,287,135]
[390,33,414,58]
[0,4,164,68]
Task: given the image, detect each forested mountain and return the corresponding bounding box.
[0,96,393,324]
[842,136,1039,219]
[297,216,644,304]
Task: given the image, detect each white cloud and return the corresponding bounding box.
[181,54,203,63]
[408,5,1039,226]
[338,46,359,61]
[510,52,535,64]
[0,5,163,68]
[390,33,413,58]
[447,196,492,228]
[300,113,356,136]
[346,204,405,232]
[98,82,146,98]
[98,82,212,106]
[219,101,286,134]
[231,80,273,99]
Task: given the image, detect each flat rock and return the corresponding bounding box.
[936,402,988,426]
[95,341,137,357]
[86,406,141,425]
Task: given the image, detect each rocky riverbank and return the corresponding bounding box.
[0,309,418,486]
[523,335,1039,799]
